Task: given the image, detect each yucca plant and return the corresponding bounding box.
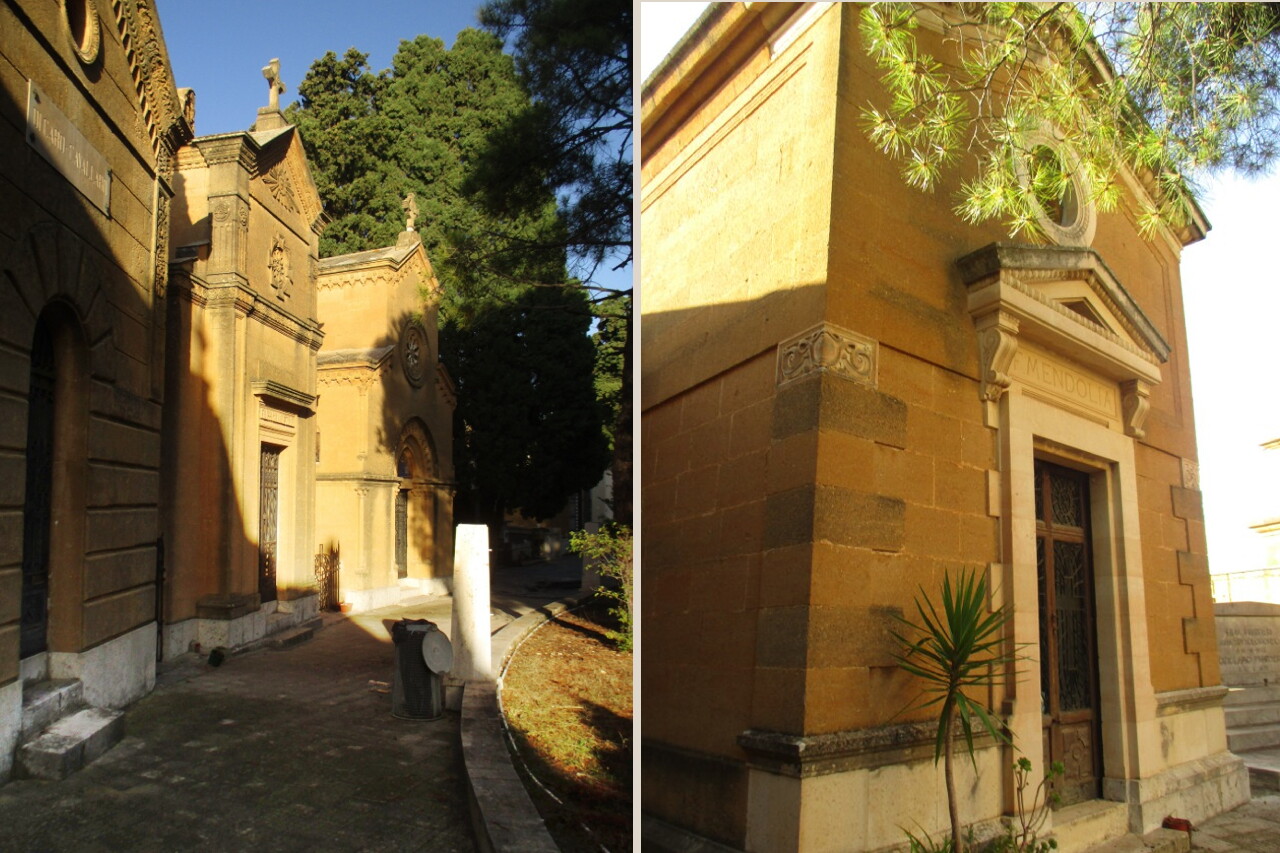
[893,568,1019,853]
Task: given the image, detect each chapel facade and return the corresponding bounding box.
[0,0,454,782]
[641,4,1244,850]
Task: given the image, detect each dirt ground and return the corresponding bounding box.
[500,597,633,853]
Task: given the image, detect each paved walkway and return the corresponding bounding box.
[0,558,586,852]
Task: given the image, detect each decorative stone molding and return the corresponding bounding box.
[959,244,1166,430]
[1120,379,1151,439]
[738,718,1001,778]
[110,0,192,156]
[776,322,877,388]
[401,320,429,388]
[262,161,299,213]
[251,379,317,414]
[975,310,1020,402]
[268,233,292,300]
[1182,458,1200,490]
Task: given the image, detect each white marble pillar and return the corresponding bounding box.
[450,524,492,682]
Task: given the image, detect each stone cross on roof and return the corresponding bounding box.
[262,58,286,111]
[402,192,418,232]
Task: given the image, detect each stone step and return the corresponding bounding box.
[1249,765,1280,793]
[268,622,317,649]
[1226,701,1280,728]
[20,679,83,741]
[1083,827,1190,853]
[18,707,124,780]
[1051,799,1130,852]
[1228,723,1280,753]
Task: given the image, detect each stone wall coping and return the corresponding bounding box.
[1154,684,1229,717]
[1215,601,1280,617]
[737,717,1001,778]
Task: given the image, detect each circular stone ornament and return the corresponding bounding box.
[422,629,453,673]
[63,0,101,65]
[1014,125,1096,248]
[401,320,428,388]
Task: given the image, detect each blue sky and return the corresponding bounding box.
[157,0,488,136]
[640,2,1280,578]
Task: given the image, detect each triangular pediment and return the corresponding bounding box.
[251,128,326,233]
[958,243,1170,365]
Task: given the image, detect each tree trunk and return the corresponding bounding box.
[944,710,963,853]
[611,305,632,526]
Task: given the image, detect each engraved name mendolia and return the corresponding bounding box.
[1013,349,1115,414]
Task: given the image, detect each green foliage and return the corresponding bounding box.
[893,569,1017,764]
[860,2,1280,239]
[569,523,632,651]
[894,568,1019,853]
[983,759,1063,853]
[289,32,609,524]
[444,286,610,523]
[477,0,632,280]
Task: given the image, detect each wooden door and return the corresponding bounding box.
[1035,460,1102,806]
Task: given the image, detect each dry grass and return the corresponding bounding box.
[501,597,632,852]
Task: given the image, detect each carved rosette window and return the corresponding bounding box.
[401,321,429,388]
[268,233,291,300]
[1014,125,1097,248]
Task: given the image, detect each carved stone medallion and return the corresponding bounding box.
[401,320,428,388]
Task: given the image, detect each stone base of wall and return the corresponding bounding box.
[50,623,156,709]
[0,679,21,784]
[343,579,450,613]
[163,594,322,659]
[1109,751,1250,834]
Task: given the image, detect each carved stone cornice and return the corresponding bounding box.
[252,379,317,415]
[194,135,257,170]
[111,0,192,157]
[776,322,877,388]
[959,244,1164,429]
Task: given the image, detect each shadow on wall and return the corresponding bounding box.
[365,310,453,585]
[0,78,196,679]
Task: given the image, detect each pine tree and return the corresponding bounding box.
[859,2,1280,238]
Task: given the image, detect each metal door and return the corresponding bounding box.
[259,445,281,603]
[1035,460,1102,806]
[20,322,54,658]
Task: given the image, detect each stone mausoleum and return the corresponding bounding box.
[0,0,454,782]
[641,4,1245,850]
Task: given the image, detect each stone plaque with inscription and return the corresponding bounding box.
[1217,604,1280,687]
[26,81,111,215]
[1010,344,1118,423]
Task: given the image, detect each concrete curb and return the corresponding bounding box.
[461,595,581,853]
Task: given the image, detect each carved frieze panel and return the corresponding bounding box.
[776,322,877,388]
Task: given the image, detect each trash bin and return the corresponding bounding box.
[391,619,448,720]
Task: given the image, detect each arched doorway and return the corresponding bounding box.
[20,302,89,663]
